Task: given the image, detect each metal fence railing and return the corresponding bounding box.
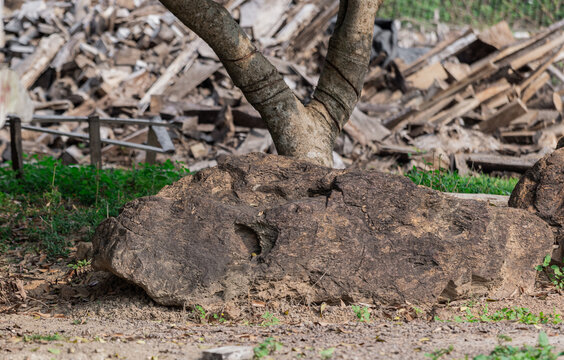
[378,0,564,28]
[5,114,176,177]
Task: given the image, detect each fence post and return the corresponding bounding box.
[145,125,158,164]
[0,0,5,50]
[9,117,23,177]
[88,114,102,169]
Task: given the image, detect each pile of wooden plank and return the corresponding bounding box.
[0,0,563,174]
[361,20,564,174]
[0,0,347,167]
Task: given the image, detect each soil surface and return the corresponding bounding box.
[3,311,564,360]
[2,248,564,359]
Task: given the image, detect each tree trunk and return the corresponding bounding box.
[159,0,382,166]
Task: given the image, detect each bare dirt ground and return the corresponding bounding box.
[2,248,564,359]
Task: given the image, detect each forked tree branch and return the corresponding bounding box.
[159,0,382,166]
[311,0,383,130]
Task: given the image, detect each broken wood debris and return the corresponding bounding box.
[364,19,564,174]
[1,0,352,169]
[0,1,563,175]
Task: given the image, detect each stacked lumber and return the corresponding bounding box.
[362,20,564,174]
[0,0,563,174]
[0,0,350,167]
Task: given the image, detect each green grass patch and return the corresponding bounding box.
[0,156,190,258]
[474,332,564,360]
[536,254,564,290]
[253,337,283,359]
[377,0,562,28]
[23,333,63,343]
[406,166,518,195]
[260,311,280,326]
[351,305,371,322]
[425,345,454,360]
[427,333,564,359]
[435,305,563,325]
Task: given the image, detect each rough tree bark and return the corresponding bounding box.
[159,0,382,166]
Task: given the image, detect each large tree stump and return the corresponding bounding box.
[93,153,553,307]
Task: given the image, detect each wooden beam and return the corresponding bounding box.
[406,96,456,127]
[274,3,318,43]
[492,18,564,67]
[383,107,415,130]
[0,0,4,49]
[475,78,511,102]
[466,153,539,173]
[500,130,535,144]
[150,120,175,153]
[145,126,158,164]
[509,33,564,70]
[138,39,203,112]
[14,34,65,89]
[346,108,390,142]
[292,0,338,53]
[555,93,563,113]
[88,115,102,169]
[519,45,564,91]
[403,29,475,77]
[521,72,550,103]
[424,62,498,113]
[406,79,509,128]
[443,62,471,82]
[510,110,538,127]
[430,97,481,126]
[479,99,528,133]
[9,117,23,177]
[406,62,448,90]
[443,192,509,207]
[165,60,221,100]
[477,21,515,50]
